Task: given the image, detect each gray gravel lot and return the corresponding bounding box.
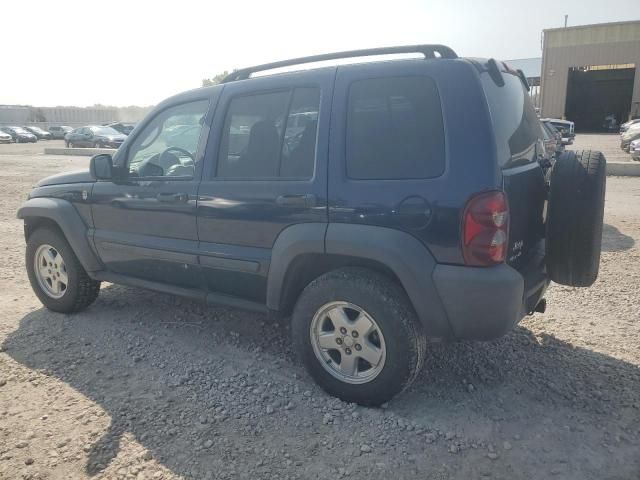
[571,133,635,163]
[0,137,639,480]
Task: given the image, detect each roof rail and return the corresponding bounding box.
[221,44,458,83]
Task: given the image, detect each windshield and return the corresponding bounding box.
[12,127,29,134]
[90,126,120,135]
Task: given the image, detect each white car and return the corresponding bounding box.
[0,130,12,144]
[541,118,575,145]
[630,138,640,161]
[620,118,640,133]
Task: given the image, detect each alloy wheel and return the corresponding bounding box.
[310,301,387,384]
[33,244,68,299]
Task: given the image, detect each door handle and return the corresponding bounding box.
[276,194,316,208]
[157,192,189,203]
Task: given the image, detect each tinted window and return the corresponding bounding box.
[346,76,445,180]
[481,72,542,166]
[280,88,320,178]
[217,88,320,179]
[126,100,209,178]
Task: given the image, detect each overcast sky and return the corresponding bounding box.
[2,0,639,107]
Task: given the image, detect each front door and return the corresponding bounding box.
[91,96,213,290]
[196,69,333,302]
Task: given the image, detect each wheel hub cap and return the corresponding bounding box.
[34,244,68,299]
[310,301,387,385]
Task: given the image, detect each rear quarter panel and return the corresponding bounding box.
[328,59,500,264]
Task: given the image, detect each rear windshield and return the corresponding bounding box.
[481,71,542,167]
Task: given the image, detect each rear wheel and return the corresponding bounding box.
[546,150,606,287]
[26,227,101,313]
[292,268,426,406]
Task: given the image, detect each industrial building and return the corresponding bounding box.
[540,20,640,131]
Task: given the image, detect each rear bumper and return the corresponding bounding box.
[432,252,548,340]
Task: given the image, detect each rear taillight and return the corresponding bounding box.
[462,191,509,266]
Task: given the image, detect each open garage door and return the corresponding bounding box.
[565,64,635,132]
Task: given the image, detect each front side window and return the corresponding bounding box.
[346,76,445,180]
[126,100,209,178]
[217,87,320,179]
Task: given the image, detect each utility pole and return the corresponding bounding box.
[564,15,568,28]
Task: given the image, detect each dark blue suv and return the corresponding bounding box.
[18,45,606,405]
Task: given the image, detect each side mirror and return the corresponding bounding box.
[90,154,113,180]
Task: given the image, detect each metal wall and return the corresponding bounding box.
[540,21,640,120]
[0,105,152,128]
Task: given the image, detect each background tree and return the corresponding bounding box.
[202,71,233,87]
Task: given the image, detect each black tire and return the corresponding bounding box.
[291,268,426,406]
[26,227,101,313]
[546,150,606,287]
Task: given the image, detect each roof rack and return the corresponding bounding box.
[221,44,458,83]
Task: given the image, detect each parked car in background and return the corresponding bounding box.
[0,126,37,143]
[620,118,640,133]
[541,120,564,159]
[541,118,575,145]
[105,122,136,135]
[630,138,640,161]
[48,126,73,139]
[65,125,126,148]
[23,126,53,140]
[0,130,12,143]
[620,123,640,152]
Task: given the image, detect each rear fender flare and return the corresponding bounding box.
[324,224,453,338]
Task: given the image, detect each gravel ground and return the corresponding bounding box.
[571,133,635,163]
[0,139,639,480]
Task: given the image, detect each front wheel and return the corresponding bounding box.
[26,227,101,313]
[291,268,426,406]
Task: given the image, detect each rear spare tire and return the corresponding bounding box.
[546,150,606,287]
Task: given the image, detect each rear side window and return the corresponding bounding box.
[346,76,445,180]
[481,72,542,166]
[217,88,320,179]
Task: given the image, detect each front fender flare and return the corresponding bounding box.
[17,197,102,273]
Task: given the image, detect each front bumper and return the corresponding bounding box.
[432,249,548,340]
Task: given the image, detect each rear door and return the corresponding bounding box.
[196,69,333,302]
